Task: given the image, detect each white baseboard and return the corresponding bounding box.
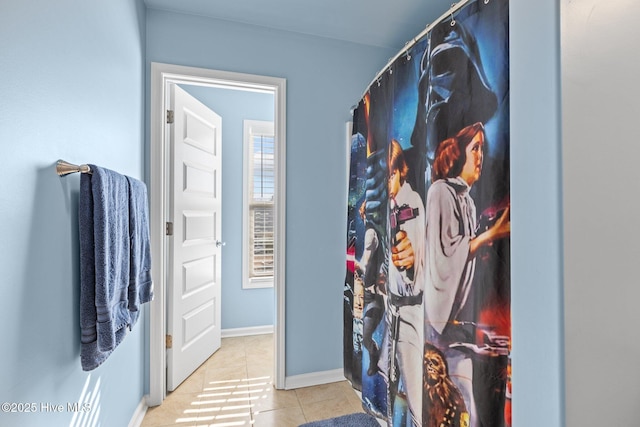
[221,325,274,338]
[128,397,148,427]
[284,369,345,390]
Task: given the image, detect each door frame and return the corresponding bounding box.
[148,62,287,406]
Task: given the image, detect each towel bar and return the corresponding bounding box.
[56,160,91,176]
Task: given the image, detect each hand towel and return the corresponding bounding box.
[126,176,153,327]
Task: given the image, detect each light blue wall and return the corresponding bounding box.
[146,9,397,377]
[0,1,148,426]
[180,84,275,330]
[510,1,563,426]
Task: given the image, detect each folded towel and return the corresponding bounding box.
[79,165,153,371]
[126,176,153,327]
[79,172,98,351]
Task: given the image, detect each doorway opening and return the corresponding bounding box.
[148,62,286,406]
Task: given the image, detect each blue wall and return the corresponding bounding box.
[180,84,275,330]
[146,9,397,377]
[510,1,563,426]
[0,1,148,426]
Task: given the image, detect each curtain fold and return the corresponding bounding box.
[344,1,511,426]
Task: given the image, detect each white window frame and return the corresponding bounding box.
[243,119,275,289]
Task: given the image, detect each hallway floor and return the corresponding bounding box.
[141,334,365,427]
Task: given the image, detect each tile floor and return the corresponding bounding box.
[141,334,366,427]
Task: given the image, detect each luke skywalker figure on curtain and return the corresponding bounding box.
[380,139,425,426]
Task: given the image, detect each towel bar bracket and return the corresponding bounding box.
[56,160,91,176]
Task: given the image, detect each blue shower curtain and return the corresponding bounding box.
[344,1,511,426]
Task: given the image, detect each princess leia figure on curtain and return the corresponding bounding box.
[424,122,510,427]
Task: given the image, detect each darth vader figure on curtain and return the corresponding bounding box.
[344,1,511,426]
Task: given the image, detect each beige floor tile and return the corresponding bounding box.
[203,362,248,383]
[245,343,272,358]
[196,414,253,426]
[246,366,272,380]
[338,382,365,409]
[243,333,272,346]
[249,383,301,413]
[170,367,207,396]
[191,403,253,426]
[143,334,369,427]
[140,408,177,427]
[346,392,365,411]
[196,384,254,404]
[247,349,273,364]
[245,354,273,378]
[207,346,247,365]
[252,406,307,427]
[301,394,365,422]
[294,381,350,406]
[220,336,247,349]
[245,342,272,357]
[336,379,357,394]
[141,392,202,427]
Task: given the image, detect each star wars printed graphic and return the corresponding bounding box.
[344,1,510,426]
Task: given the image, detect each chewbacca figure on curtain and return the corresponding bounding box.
[345,0,511,426]
[423,343,469,427]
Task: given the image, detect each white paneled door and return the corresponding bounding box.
[167,84,223,391]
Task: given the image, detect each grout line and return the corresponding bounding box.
[293,388,308,422]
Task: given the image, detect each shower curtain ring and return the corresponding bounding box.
[404,42,412,62]
[450,3,457,26]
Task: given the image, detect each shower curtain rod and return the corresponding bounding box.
[359,0,472,102]
[56,160,92,176]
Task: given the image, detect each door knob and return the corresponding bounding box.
[216,240,226,248]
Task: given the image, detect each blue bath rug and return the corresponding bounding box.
[299,412,380,427]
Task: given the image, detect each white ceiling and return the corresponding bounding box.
[143,0,454,50]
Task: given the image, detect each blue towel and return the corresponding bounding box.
[126,176,153,327]
[79,165,153,371]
